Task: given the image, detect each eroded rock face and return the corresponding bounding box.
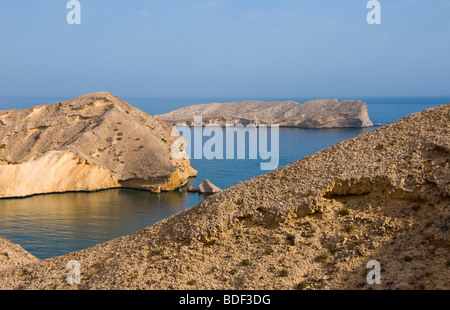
[0,92,197,198]
[157,99,374,128]
[0,104,448,290]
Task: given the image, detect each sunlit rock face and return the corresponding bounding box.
[0,92,197,198]
[157,99,374,128]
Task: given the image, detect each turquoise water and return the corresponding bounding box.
[0,96,448,259]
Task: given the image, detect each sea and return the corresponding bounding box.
[0,96,448,259]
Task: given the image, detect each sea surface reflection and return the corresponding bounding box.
[0,189,199,259]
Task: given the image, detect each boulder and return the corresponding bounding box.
[187,186,198,193]
[198,180,222,194]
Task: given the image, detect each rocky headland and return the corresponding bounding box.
[0,103,448,290]
[157,99,374,128]
[0,92,197,198]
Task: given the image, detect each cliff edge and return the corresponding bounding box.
[0,103,448,290]
[0,92,197,198]
[157,99,374,128]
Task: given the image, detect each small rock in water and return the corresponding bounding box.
[198,180,222,194]
[187,186,198,193]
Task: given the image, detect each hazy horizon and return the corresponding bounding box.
[1,0,449,98]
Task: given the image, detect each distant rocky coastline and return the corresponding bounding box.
[157,99,374,128]
[1,103,448,290]
[0,92,197,198]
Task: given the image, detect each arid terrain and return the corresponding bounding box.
[0,237,38,273]
[0,92,196,198]
[0,103,448,290]
[157,99,373,128]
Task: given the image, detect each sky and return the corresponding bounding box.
[0,0,449,98]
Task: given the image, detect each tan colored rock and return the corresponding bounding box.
[0,103,448,290]
[0,92,197,198]
[0,237,38,272]
[157,99,374,128]
[198,179,222,194]
[186,186,198,193]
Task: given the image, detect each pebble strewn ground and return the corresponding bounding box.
[0,104,448,290]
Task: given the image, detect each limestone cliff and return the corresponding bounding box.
[0,92,197,198]
[0,103,448,290]
[157,99,373,128]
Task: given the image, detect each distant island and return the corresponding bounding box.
[0,92,197,198]
[156,99,374,128]
[1,103,448,290]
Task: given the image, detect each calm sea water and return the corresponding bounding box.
[0,96,448,259]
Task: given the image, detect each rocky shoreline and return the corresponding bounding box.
[0,92,197,198]
[0,103,448,290]
[157,99,374,128]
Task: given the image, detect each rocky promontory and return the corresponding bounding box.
[157,99,373,128]
[0,103,448,290]
[0,92,197,198]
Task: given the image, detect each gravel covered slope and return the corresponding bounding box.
[0,103,448,290]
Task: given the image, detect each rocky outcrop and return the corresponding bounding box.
[157,99,373,128]
[0,92,197,198]
[0,103,448,290]
[0,237,38,272]
[187,186,199,193]
[198,179,222,194]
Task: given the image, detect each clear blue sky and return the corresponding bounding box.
[0,0,449,98]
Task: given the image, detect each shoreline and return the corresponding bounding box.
[0,103,448,289]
